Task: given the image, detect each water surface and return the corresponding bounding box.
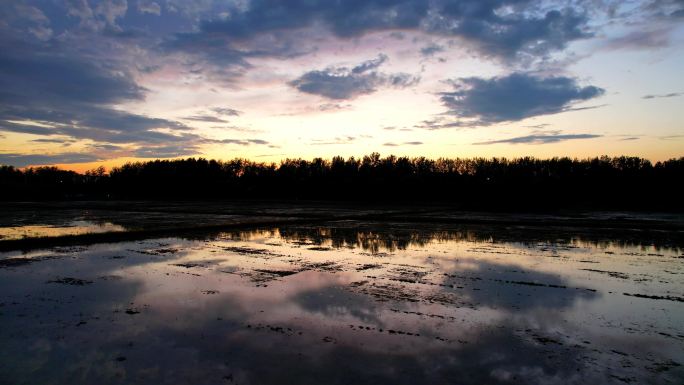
[1,223,682,384]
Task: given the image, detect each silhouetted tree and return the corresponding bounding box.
[1,155,682,210]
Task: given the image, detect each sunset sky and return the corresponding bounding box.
[1,0,683,172]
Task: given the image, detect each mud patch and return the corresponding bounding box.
[0,255,61,268]
[47,277,93,285]
[172,262,206,269]
[221,246,282,257]
[348,281,420,303]
[623,293,684,302]
[581,269,630,279]
[356,263,383,271]
[253,269,300,277]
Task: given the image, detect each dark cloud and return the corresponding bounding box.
[160,32,253,69]
[0,43,144,106]
[1,3,53,40]
[211,107,242,116]
[389,31,406,40]
[62,0,129,32]
[523,123,551,129]
[0,152,101,167]
[181,115,230,123]
[351,54,387,73]
[87,143,124,151]
[31,138,77,144]
[169,0,592,63]
[289,55,419,100]
[180,108,242,123]
[383,141,423,146]
[420,43,445,57]
[644,0,684,18]
[0,107,195,144]
[416,118,467,130]
[642,92,682,99]
[474,133,602,145]
[430,4,591,60]
[0,38,198,147]
[318,103,351,112]
[213,138,271,146]
[437,73,604,126]
[198,0,428,39]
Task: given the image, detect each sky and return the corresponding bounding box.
[0,0,683,172]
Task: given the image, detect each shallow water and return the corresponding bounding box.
[1,223,682,384]
[0,220,126,240]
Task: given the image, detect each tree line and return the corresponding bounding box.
[1,154,682,210]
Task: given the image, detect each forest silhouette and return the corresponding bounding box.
[1,154,682,210]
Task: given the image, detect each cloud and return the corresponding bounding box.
[0,152,101,167]
[437,73,604,126]
[383,126,413,132]
[181,115,230,123]
[0,108,195,144]
[211,107,242,116]
[429,6,591,60]
[523,123,551,129]
[180,107,242,123]
[88,143,124,151]
[64,0,129,32]
[642,92,682,99]
[383,141,423,146]
[289,55,419,99]
[31,138,77,144]
[0,39,198,147]
[210,126,264,134]
[197,0,428,39]
[170,0,592,64]
[149,0,599,88]
[3,3,53,40]
[420,43,445,57]
[351,54,388,73]
[0,43,145,106]
[318,103,351,112]
[0,0,666,164]
[137,0,161,16]
[132,144,199,158]
[161,32,253,70]
[416,118,467,130]
[660,134,684,140]
[310,136,357,145]
[603,28,673,50]
[644,0,684,19]
[214,139,270,146]
[473,133,602,145]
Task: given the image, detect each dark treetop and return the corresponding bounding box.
[1,154,682,211]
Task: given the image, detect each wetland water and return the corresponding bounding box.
[1,220,683,384]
